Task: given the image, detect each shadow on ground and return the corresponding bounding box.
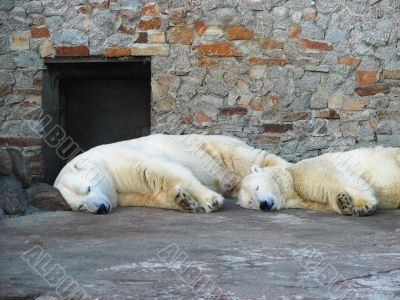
[1,200,399,299]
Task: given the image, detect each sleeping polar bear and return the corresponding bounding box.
[54,134,287,214]
[238,147,400,216]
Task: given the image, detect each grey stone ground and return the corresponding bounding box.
[0,201,399,300]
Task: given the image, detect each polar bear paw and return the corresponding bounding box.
[336,192,353,215]
[198,192,224,213]
[336,192,376,217]
[174,186,198,213]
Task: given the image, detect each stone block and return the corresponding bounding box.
[148,32,166,44]
[10,32,30,51]
[30,183,71,211]
[383,69,400,80]
[0,149,12,176]
[203,26,224,41]
[130,44,169,56]
[52,29,88,45]
[250,65,266,80]
[0,176,28,214]
[15,51,42,68]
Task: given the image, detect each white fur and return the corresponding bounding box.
[54,134,287,213]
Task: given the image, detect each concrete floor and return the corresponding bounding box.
[0,200,399,300]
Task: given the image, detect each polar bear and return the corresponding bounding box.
[54,134,287,214]
[238,147,400,216]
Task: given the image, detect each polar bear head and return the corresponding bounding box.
[238,165,286,211]
[54,158,118,214]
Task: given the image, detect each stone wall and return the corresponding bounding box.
[1,0,400,179]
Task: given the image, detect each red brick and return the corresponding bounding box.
[136,32,148,43]
[194,21,206,37]
[0,85,12,97]
[383,69,400,80]
[227,26,254,40]
[248,56,288,65]
[169,27,194,45]
[30,165,44,175]
[288,25,301,38]
[30,26,50,38]
[197,56,218,67]
[105,47,131,57]
[0,137,41,147]
[26,154,43,162]
[280,112,309,121]
[181,116,192,124]
[338,55,361,66]
[266,57,288,65]
[263,124,293,133]
[355,84,389,96]
[355,70,378,86]
[138,18,161,30]
[141,3,159,15]
[258,38,284,49]
[313,109,340,119]
[220,107,248,116]
[55,45,89,57]
[198,43,242,57]
[300,38,332,51]
[118,24,135,35]
[196,112,211,122]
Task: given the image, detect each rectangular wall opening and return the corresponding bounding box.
[42,58,151,184]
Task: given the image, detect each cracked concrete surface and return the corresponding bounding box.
[0,201,399,299]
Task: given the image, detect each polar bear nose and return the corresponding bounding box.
[259,198,274,211]
[96,204,110,214]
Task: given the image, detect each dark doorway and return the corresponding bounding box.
[42,58,151,184]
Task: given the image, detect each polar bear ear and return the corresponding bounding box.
[251,165,262,174]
